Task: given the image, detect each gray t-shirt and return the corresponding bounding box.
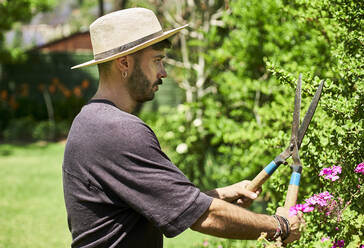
[62,99,212,248]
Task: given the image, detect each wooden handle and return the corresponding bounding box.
[284,172,301,208]
[247,160,280,192]
[247,170,270,192]
[284,184,299,208]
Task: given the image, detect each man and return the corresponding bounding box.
[63,8,304,248]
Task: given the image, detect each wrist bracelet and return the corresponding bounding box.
[280,216,291,241]
[276,215,290,241]
[268,215,282,241]
[268,215,291,242]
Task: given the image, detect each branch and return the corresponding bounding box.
[165,57,192,69]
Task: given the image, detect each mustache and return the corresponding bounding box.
[153,79,163,86]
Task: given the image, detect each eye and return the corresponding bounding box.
[154,59,165,66]
[154,56,165,64]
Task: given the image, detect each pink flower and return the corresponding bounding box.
[331,239,344,248]
[319,165,342,181]
[289,203,315,216]
[321,237,330,242]
[355,162,364,175]
[332,166,342,174]
[320,168,331,175]
[305,191,333,207]
[291,192,339,216]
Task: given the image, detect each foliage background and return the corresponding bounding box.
[0,0,56,62]
[0,0,363,247]
[141,0,363,247]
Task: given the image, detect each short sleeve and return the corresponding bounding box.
[89,118,212,237]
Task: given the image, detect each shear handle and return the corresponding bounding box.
[247,156,285,192]
[284,164,302,208]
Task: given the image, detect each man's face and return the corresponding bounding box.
[127,47,167,102]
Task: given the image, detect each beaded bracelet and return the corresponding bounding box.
[268,215,283,241]
[268,215,291,241]
[280,215,291,241]
[276,215,290,241]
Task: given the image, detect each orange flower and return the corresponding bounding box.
[73,86,82,97]
[63,89,72,98]
[52,78,60,86]
[58,84,66,91]
[81,80,90,89]
[0,90,8,101]
[9,96,19,110]
[49,84,56,94]
[38,84,45,92]
[20,83,29,97]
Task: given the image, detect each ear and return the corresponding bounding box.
[115,56,129,71]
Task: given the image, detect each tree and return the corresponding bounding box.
[143,0,363,246]
[0,0,56,63]
[138,0,229,188]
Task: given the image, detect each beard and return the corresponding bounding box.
[127,59,162,103]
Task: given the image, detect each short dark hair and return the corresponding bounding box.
[150,38,171,50]
[97,39,171,75]
[132,39,171,59]
[97,60,113,75]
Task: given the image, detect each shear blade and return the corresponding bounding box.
[297,80,324,149]
[291,74,302,141]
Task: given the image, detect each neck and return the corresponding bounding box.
[92,75,137,113]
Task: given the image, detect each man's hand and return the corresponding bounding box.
[275,207,304,244]
[232,180,262,208]
[205,180,262,208]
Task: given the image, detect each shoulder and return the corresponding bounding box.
[70,102,158,148]
[91,103,157,144]
[80,102,150,131]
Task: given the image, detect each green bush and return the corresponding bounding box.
[31,120,69,141]
[0,52,98,138]
[3,116,36,141]
[144,0,363,246]
[2,118,70,142]
[32,121,56,141]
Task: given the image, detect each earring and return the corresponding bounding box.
[122,71,128,78]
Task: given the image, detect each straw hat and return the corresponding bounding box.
[71,8,188,69]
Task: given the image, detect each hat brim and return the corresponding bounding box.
[71,24,188,69]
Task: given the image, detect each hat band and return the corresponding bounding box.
[94,30,164,60]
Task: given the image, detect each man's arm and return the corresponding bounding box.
[190,198,276,240]
[191,198,302,242]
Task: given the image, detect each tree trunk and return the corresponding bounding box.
[98,0,104,17]
[114,0,128,10]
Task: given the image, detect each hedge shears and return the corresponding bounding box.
[247,74,324,208]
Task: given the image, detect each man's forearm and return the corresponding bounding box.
[191,198,276,240]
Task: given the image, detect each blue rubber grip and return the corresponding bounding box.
[264,161,279,175]
[289,172,301,186]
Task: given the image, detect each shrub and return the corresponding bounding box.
[2,118,70,142]
[3,116,36,141]
[32,121,56,141]
[144,0,363,246]
[32,120,70,141]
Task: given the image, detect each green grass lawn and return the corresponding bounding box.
[0,142,71,247]
[0,142,244,248]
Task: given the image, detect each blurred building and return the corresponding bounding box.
[0,0,182,135]
[32,31,92,53]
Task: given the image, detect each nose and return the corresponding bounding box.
[158,65,167,79]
